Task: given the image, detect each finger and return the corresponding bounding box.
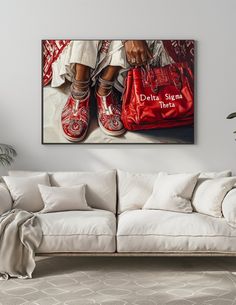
[126,54,133,65]
[135,53,143,66]
[141,52,148,65]
[129,51,137,65]
[126,55,131,64]
[130,58,136,65]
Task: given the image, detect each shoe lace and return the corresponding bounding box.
[72,100,80,116]
[101,96,113,115]
[97,77,117,115]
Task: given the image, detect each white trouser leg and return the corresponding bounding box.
[51,40,100,87]
[69,40,100,69]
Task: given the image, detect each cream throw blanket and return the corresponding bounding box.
[0,209,42,280]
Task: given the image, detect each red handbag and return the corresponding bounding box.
[121,62,194,131]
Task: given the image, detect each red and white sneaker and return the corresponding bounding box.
[61,93,90,142]
[96,91,126,136]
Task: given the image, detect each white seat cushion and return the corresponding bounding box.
[117,210,236,253]
[37,210,116,253]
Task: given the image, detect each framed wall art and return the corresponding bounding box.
[42,40,194,144]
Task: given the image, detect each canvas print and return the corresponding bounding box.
[42,40,194,144]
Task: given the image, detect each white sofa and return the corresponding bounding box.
[1,169,236,256]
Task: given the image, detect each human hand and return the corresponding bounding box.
[124,40,153,66]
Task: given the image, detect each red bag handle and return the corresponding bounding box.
[140,63,183,93]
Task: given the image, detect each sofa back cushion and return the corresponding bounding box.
[117,170,232,214]
[222,188,236,227]
[117,170,159,213]
[50,170,116,213]
[3,173,50,212]
[192,177,236,217]
[9,170,117,213]
[199,170,231,178]
[0,183,13,215]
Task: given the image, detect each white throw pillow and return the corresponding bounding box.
[117,169,159,213]
[3,174,50,212]
[222,188,236,227]
[38,184,92,213]
[143,172,199,213]
[0,183,13,215]
[192,177,236,217]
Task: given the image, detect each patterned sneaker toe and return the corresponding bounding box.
[96,91,126,136]
[61,93,90,142]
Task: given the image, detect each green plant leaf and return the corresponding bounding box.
[227,112,236,119]
[0,144,17,167]
[0,156,11,166]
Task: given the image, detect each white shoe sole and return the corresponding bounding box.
[63,128,88,143]
[98,120,126,136]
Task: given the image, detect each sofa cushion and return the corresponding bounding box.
[51,170,116,213]
[9,170,117,213]
[37,210,116,253]
[222,188,236,228]
[117,210,236,252]
[38,184,92,213]
[143,172,199,213]
[117,170,158,214]
[3,174,50,212]
[117,170,231,214]
[192,177,236,217]
[0,183,12,215]
[199,170,232,178]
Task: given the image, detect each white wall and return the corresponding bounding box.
[0,0,236,175]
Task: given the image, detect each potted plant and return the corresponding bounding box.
[227,112,236,138]
[0,144,17,166]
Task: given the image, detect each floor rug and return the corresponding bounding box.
[0,257,236,305]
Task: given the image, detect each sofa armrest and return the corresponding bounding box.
[222,188,236,227]
[0,183,12,215]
